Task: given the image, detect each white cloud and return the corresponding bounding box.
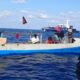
[0,10,12,18]
[60,12,66,16]
[12,0,26,3]
[67,11,75,14]
[20,10,34,18]
[60,11,80,20]
[20,10,30,13]
[27,15,34,18]
[51,19,56,23]
[37,13,49,19]
[78,11,80,14]
[20,10,50,19]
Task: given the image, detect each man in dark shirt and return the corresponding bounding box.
[67,26,73,43]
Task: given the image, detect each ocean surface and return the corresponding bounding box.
[0,53,79,80]
[0,28,80,80]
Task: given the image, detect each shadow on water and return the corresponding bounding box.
[0,53,79,80]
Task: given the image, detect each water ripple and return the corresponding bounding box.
[0,53,78,80]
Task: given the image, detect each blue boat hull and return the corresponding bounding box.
[0,46,80,56]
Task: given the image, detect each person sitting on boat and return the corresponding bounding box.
[57,30,65,43]
[0,32,4,38]
[52,33,60,43]
[67,26,73,43]
[30,34,40,44]
[15,32,20,44]
[54,25,62,43]
[47,36,53,44]
[0,32,2,37]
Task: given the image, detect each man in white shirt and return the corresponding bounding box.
[30,34,39,44]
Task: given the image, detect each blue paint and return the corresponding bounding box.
[0,46,80,56]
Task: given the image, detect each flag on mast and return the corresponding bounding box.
[22,16,27,24]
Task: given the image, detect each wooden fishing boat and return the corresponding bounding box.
[0,38,80,55]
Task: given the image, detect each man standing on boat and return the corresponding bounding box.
[15,32,20,43]
[67,26,73,43]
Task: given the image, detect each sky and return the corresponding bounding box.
[0,0,80,30]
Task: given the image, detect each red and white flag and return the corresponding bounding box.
[22,16,27,24]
